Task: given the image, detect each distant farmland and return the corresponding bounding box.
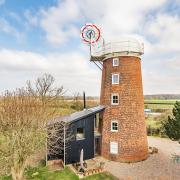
[144,99,179,110]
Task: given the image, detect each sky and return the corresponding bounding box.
[0,0,180,96]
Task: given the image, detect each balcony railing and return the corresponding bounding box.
[91,39,144,61]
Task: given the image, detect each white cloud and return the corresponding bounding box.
[40,0,80,45]
[1,47,180,96]
[0,18,22,39]
[0,48,101,95]
[143,68,180,94]
[164,54,180,70]
[0,49,48,71]
[78,0,167,40]
[144,13,180,55]
[38,0,167,46]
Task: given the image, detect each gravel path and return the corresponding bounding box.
[96,137,180,180]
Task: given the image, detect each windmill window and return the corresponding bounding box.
[76,127,85,140]
[110,142,118,154]
[112,74,119,84]
[111,121,118,132]
[113,58,119,66]
[111,93,119,105]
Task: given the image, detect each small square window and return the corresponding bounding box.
[76,127,85,140]
[110,142,118,154]
[111,94,119,105]
[112,74,119,84]
[111,121,118,132]
[113,58,119,66]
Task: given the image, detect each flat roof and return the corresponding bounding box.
[48,105,105,125]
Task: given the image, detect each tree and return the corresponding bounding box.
[0,88,47,180]
[47,121,74,166]
[0,74,64,180]
[27,73,64,106]
[162,101,180,140]
[27,73,65,118]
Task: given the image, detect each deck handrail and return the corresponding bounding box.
[91,40,144,57]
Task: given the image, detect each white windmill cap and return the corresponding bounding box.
[91,36,144,60]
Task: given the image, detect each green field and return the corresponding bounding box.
[144,99,178,104]
[144,99,179,110]
[144,99,175,136]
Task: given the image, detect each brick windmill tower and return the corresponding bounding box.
[81,24,148,162]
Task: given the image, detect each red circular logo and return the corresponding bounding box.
[81,24,101,44]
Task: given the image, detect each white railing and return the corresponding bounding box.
[91,39,144,57]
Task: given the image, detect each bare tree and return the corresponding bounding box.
[47,121,74,166]
[27,73,64,106]
[0,74,65,179]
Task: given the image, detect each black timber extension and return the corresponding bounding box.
[47,105,105,165]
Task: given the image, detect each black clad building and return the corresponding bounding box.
[47,105,105,165]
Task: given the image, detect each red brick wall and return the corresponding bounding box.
[100,56,148,162]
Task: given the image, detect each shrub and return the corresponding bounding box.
[162,101,180,140]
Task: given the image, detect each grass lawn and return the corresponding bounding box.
[1,166,117,180]
[26,166,78,180]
